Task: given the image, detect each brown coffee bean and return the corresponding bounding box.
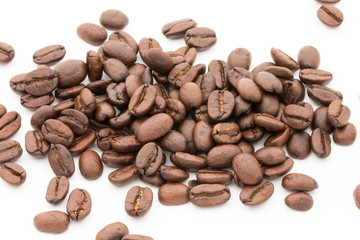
[160,130,187,153]
[162,19,197,39]
[333,123,357,145]
[108,164,139,186]
[207,90,234,121]
[189,184,230,207]
[170,152,206,171]
[196,169,233,185]
[67,188,91,221]
[232,153,263,186]
[206,144,242,169]
[106,82,129,108]
[93,102,116,122]
[33,211,70,234]
[254,93,279,117]
[109,110,132,130]
[25,130,50,157]
[311,128,331,158]
[103,40,137,66]
[0,104,6,118]
[111,135,143,153]
[317,4,343,27]
[138,37,162,59]
[167,63,198,88]
[0,163,26,186]
[312,106,334,133]
[251,62,275,77]
[193,121,214,153]
[86,50,103,81]
[242,126,264,143]
[307,84,342,106]
[211,122,241,144]
[123,235,154,240]
[55,84,85,100]
[20,93,55,110]
[79,150,103,180]
[264,127,291,147]
[255,147,286,166]
[262,157,294,179]
[282,173,318,191]
[233,95,252,117]
[140,172,166,187]
[184,27,217,51]
[125,186,153,217]
[58,109,89,136]
[45,176,69,204]
[97,128,127,151]
[55,59,87,88]
[299,69,332,85]
[179,82,202,110]
[33,44,66,65]
[41,119,74,147]
[160,165,189,182]
[287,131,311,159]
[135,113,174,142]
[240,180,274,206]
[354,185,360,209]
[135,142,162,176]
[100,9,128,30]
[208,60,229,89]
[177,119,197,154]
[158,183,190,205]
[327,100,350,127]
[48,144,75,177]
[254,71,283,94]
[74,88,96,117]
[297,46,320,69]
[176,46,197,65]
[281,104,312,130]
[0,41,15,64]
[101,151,134,168]
[128,84,156,116]
[253,113,285,132]
[125,75,143,97]
[270,48,299,71]
[236,78,262,103]
[0,111,21,140]
[96,222,129,240]
[77,23,108,46]
[237,141,255,154]
[192,105,210,123]
[104,58,129,82]
[109,30,138,53]
[164,99,185,123]
[285,192,313,211]
[9,73,27,94]
[53,99,74,114]
[280,79,305,105]
[227,48,251,70]
[69,129,97,155]
[0,140,23,164]
[264,66,294,80]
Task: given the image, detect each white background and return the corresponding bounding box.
[1,0,360,239]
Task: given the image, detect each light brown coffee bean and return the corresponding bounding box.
[108,164,139,186]
[271,48,299,71]
[262,157,294,179]
[0,140,23,164]
[100,9,129,30]
[196,169,233,185]
[206,144,242,169]
[299,69,333,85]
[232,153,263,186]
[45,176,69,204]
[0,163,26,186]
[285,192,313,211]
[0,111,21,140]
[317,4,343,27]
[66,188,92,221]
[158,183,190,205]
[311,128,331,158]
[162,18,197,39]
[0,41,15,64]
[333,123,357,145]
[254,147,286,166]
[170,152,207,171]
[353,185,360,209]
[33,211,70,234]
[189,184,231,207]
[297,46,320,69]
[282,173,318,191]
[96,222,129,240]
[33,44,66,65]
[184,27,217,51]
[125,186,153,217]
[77,23,108,46]
[327,100,350,128]
[240,180,274,206]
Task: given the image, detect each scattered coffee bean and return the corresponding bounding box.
[125,186,153,217]
[48,144,75,177]
[33,44,66,65]
[232,153,263,186]
[96,222,129,240]
[189,184,230,207]
[317,4,343,27]
[100,9,129,30]
[282,173,318,191]
[108,164,139,186]
[25,130,50,157]
[184,27,217,51]
[158,183,190,205]
[79,150,103,180]
[311,128,331,158]
[333,123,357,145]
[0,162,26,186]
[285,192,313,211]
[33,211,70,234]
[240,180,274,206]
[297,46,320,69]
[66,188,92,221]
[327,100,350,127]
[77,23,108,46]
[162,19,197,39]
[0,139,22,164]
[45,176,69,204]
[287,131,311,159]
[0,111,21,140]
[0,41,15,64]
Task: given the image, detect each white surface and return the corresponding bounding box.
[1,0,359,239]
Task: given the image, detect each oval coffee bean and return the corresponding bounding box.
[282,173,318,191]
[285,192,313,211]
[280,79,305,105]
[33,211,70,234]
[100,9,128,30]
[206,144,242,169]
[86,50,103,81]
[0,104,6,118]
[97,128,129,151]
[254,147,286,166]
[253,113,285,132]
[212,122,241,144]
[264,127,291,147]
[312,106,334,133]
[160,165,189,182]
[77,23,108,46]
[33,44,66,65]
[237,141,255,154]
[58,109,89,136]
[0,163,26,186]
[236,78,262,103]
[111,135,143,153]
[228,67,254,88]
[170,152,207,171]
[195,72,216,104]
[125,186,153,217]
[20,93,55,110]
[140,172,165,187]
[128,84,156,116]
[167,63,198,88]
[176,46,197,65]
[96,222,129,240]
[297,46,320,69]
[208,60,229,90]
[55,84,85,100]
[232,153,263,186]
[101,151,134,168]
[179,82,202,110]
[264,66,293,80]
[67,188,91,221]
[135,113,174,143]
[311,128,331,158]
[108,164,139,186]
[103,40,137,66]
[9,73,27,94]
[0,140,22,164]
[165,99,186,123]
[333,123,357,145]
[123,235,153,240]
[287,131,311,159]
[79,150,103,180]
[307,84,342,106]
[299,69,332,85]
[53,99,74,113]
[270,48,299,71]
[48,144,75,178]
[193,121,215,153]
[0,111,21,140]
[0,41,15,63]
[254,71,283,94]
[109,31,138,53]
[255,93,279,117]
[162,18,197,39]
[93,102,116,122]
[55,59,87,88]
[25,130,50,157]
[42,119,74,147]
[189,184,230,207]
[196,169,233,185]
[69,129,97,155]
[104,58,129,82]
[158,183,190,205]
[262,157,294,179]
[184,27,217,51]
[354,185,360,209]
[240,180,274,206]
[135,142,162,176]
[160,130,187,153]
[30,105,57,130]
[281,104,312,130]
[227,48,252,70]
[327,100,350,128]
[45,176,69,204]
[251,62,275,77]
[317,4,343,27]
[207,90,234,122]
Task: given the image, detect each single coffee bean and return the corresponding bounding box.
[189,184,230,207]
[255,93,279,117]
[97,128,129,151]
[353,185,360,209]
[264,66,293,80]
[192,105,210,123]
[167,63,198,88]
[264,127,291,147]
[135,142,162,176]
[111,135,143,153]
[128,84,156,116]
[33,44,66,65]
[103,40,137,66]
[242,126,264,143]
[251,62,275,77]
[109,30,138,53]
[307,84,342,106]
[77,23,108,46]
[287,131,311,159]
[33,211,70,234]
[79,150,103,180]
[96,222,129,240]
[177,119,197,154]
[282,173,318,191]
[254,71,283,94]
[333,123,356,145]
[153,83,169,99]
[93,102,116,122]
[233,95,252,117]
[281,104,312,130]
[195,72,216,104]
[20,93,55,110]
[164,98,186,123]
[184,27,217,51]
[123,234,154,240]
[158,183,190,205]
[101,151,134,168]
[53,99,74,114]
[0,104,6,117]
[74,88,96,117]
[196,169,233,185]
[262,157,294,179]
[108,164,139,186]
[103,58,129,82]
[232,153,263,186]
[106,82,129,107]
[327,100,350,127]
[240,180,274,206]
[179,82,202,110]
[253,113,285,132]
[100,9,128,30]
[188,179,201,188]
[285,192,313,211]
[237,141,255,154]
[317,4,343,27]
[297,46,320,69]
[125,186,153,217]
[0,41,15,63]
[280,79,305,105]
[0,163,26,186]
[193,121,215,153]
[255,147,286,166]
[48,144,75,177]
[159,165,189,182]
[270,48,299,71]
[67,188,91,221]
[228,67,254,89]
[125,75,143,97]
[312,106,334,133]
[55,59,87,88]
[109,110,133,129]
[299,69,332,85]
[176,46,197,65]
[86,50,103,81]
[160,130,187,153]
[69,129,97,155]
[135,113,174,142]
[140,172,166,187]
[227,48,252,70]
[9,73,27,94]
[211,122,241,144]
[170,152,207,171]
[45,176,69,204]
[138,37,162,60]
[162,18,197,39]
[207,90,234,122]
[0,140,22,164]
[206,144,242,169]
[41,119,74,147]
[0,111,21,140]
[236,78,262,103]
[237,112,256,131]
[311,128,331,158]
[58,109,89,136]
[208,60,229,90]
[25,130,50,157]
[55,84,85,99]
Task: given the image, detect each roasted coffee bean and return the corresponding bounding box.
[184,27,217,51]
[58,109,89,135]
[138,38,162,59]
[170,152,206,171]
[354,185,360,209]
[251,62,275,77]
[104,58,129,82]
[25,130,50,157]
[33,211,70,234]
[0,42,15,63]
[96,222,129,240]
[255,93,279,117]
[108,164,139,186]
[327,100,350,127]
[282,104,312,130]
[141,48,175,74]
[207,90,234,121]
[0,140,23,164]
[282,173,318,191]
[160,165,189,182]
[93,102,116,122]
[55,84,85,99]
[103,40,137,66]
[9,73,27,94]
[242,126,264,143]
[179,82,202,110]
[165,99,186,123]
[188,179,201,188]
[317,4,343,27]
[135,142,162,176]
[109,110,132,129]
[228,67,254,88]
[211,122,241,144]
[299,69,332,85]
[109,30,138,53]
[98,46,109,62]
[176,46,197,65]
[312,106,334,133]
[0,104,6,117]
[87,80,112,96]
[208,60,229,89]
[100,9,128,30]
[135,113,174,142]
[195,72,216,104]
[106,82,129,108]
[240,180,274,206]
[264,66,293,80]
[125,186,153,217]
[162,19,197,39]
[311,128,331,158]
[0,163,26,186]
[196,169,233,185]
[177,119,197,154]
[101,151,134,168]
[111,135,143,153]
[167,63,198,88]
[270,48,299,71]
[236,78,262,103]
[192,105,211,123]
[123,234,154,240]
[206,144,241,169]
[154,83,169,99]
[227,48,251,70]
[193,121,214,153]
[53,99,74,114]
[237,141,254,154]
[262,157,294,179]
[48,144,75,177]
[285,192,313,211]
[189,184,230,207]
[158,183,190,205]
[255,147,286,166]
[160,130,187,153]
[253,113,285,132]
[254,71,283,94]
[55,59,87,88]
[97,128,129,151]
[77,23,108,46]
[45,176,69,204]
[298,46,320,69]
[74,88,96,116]
[140,172,166,187]
[333,123,357,145]
[233,95,252,117]
[86,50,103,81]
[280,79,305,105]
[67,188,91,221]
[276,103,285,120]
[41,119,74,147]
[0,111,21,140]
[148,96,166,115]
[128,84,156,116]
[287,131,311,159]
[232,153,263,186]
[237,112,256,131]
[20,93,55,110]
[125,75,143,97]
[264,127,291,147]
[79,150,103,180]
[33,44,66,65]
[69,129,97,155]
[307,84,342,106]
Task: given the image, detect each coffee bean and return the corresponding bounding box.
[104,58,129,82]
[45,176,69,204]
[167,63,198,88]
[0,140,22,164]
[192,105,210,123]
[9,73,27,94]
[135,113,174,142]
[333,123,356,145]
[270,48,299,71]
[251,62,275,77]
[25,130,50,157]
[160,130,187,153]
[93,102,116,122]
[354,185,360,209]
[77,23,108,46]
[96,222,129,240]
[297,46,320,69]
[195,72,216,104]
[176,46,197,65]
[0,41,15,64]
[79,150,103,180]
[264,127,291,147]
[159,165,189,182]
[41,119,74,147]
[207,90,234,121]
[20,93,55,110]
[125,186,153,217]
[227,48,251,70]
[236,78,262,103]
[327,100,350,127]
[281,104,312,130]
[106,82,129,108]
[179,82,202,110]
[162,19,197,39]
[285,192,313,211]
[0,104,6,118]
[138,38,162,59]
[242,126,264,143]
[254,71,283,94]
[311,128,331,158]
[193,121,215,153]
[240,180,274,206]
[55,59,87,88]
[196,169,233,185]
[74,88,96,117]
[232,153,263,186]
[67,188,91,221]
[55,84,85,100]
[206,144,242,169]
[140,172,166,187]
[109,110,133,130]
[264,66,293,80]
[279,79,305,105]
[33,211,70,234]
[228,67,254,89]
[109,30,138,53]
[128,84,156,116]
[86,50,103,81]
[170,152,207,171]
[0,163,26,186]
[101,151,134,168]
[208,60,229,89]
[33,44,66,65]
[211,122,241,144]
[108,164,139,186]
[177,119,197,154]
[135,142,162,176]
[69,129,97,155]
[158,183,190,205]
[53,99,74,113]
[103,40,137,66]
[255,147,286,166]
[111,135,143,153]
[287,131,311,159]
[254,93,279,117]
[299,69,332,85]
[184,27,216,50]
[0,111,21,140]
[237,141,254,154]
[125,75,143,97]
[312,106,334,133]
[100,9,128,30]
[97,128,129,151]
[317,4,343,27]
[57,109,89,136]
[307,84,342,106]
[253,113,285,132]
[282,173,318,191]
[189,184,230,207]
[123,235,154,240]
[164,99,185,124]
[262,157,294,179]
[233,95,252,118]
[48,144,74,177]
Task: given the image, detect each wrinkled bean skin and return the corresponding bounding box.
[0,162,26,186]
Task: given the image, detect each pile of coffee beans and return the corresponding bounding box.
[316,0,343,27]
[0,42,15,64]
